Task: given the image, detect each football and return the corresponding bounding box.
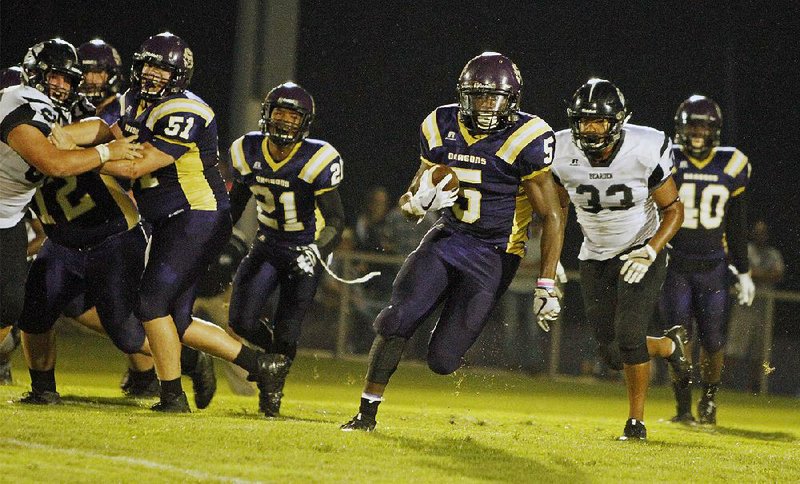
[430,164,459,191]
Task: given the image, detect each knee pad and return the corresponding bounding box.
[598,343,624,371]
[231,317,273,351]
[107,327,147,355]
[426,352,462,375]
[619,342,650,366]
[366,335,407,384]
[700,332,725,354]
[373,305,415,338]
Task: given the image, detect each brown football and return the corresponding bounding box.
[430,164,459,191]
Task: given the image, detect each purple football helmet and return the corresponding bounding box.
[260,82,316,145]
[0,65,23,90]
[674,95,722,159]
[457,52,522,133]
[77,39,123,104]
[567,78,629,157]
[130,32,194,101]
[22,38,84,108]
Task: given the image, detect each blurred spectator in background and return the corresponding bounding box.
[726,220,785,393]
[355,186,391,253]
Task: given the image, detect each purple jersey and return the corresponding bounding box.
[97,93,124,127]
[229,132,343,246]
[32,173,140,249]
[669,146,750,261]
[117,90,229,221]
[419,104,553,255]
[27,97,139,249]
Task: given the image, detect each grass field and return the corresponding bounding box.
[1,331,798,483]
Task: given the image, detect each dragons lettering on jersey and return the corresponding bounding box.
[683,173,719,182]
[255,176,290,188]
[447,152,487,165]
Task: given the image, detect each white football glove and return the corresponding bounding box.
[735,271,756,306]
[619,244,657,284]
[293,243,321,277]
[403,168,458,216]
[533,279,561,332]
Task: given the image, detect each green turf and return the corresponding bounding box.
[1,332,798,483]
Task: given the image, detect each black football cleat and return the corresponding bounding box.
[668,412,697,425]
[618,418,647,441]
[185,352,217,410]
[120,369,160,398]
[698,397,717,425]
[252,353,291,417]
[340,413,377,432]
[17,390,62,405]
[151,392,191,413]
[259,389,283,417]
[664,325,691,388]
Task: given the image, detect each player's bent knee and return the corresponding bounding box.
[366,335,407,384]
[619,343,650,366]
[108,330,147,355]
[373,306,405,337]
[427,354,461,375]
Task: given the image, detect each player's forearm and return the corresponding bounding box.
[63,118,113,146]
[648,201,684,253]
[38,148,105,177]
[315,189,345,257]
[100,160,136,179]
[124,144,175,178]
[538,208,565,280]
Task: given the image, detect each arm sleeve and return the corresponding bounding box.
[229,179,252,226]
[315,188,345,258]
[726,190,749,273]
[648,135,675,189]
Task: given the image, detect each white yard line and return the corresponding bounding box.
[2,438,261,483]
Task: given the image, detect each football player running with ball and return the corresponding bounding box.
[551,79,692,441]
[341,52,566,432]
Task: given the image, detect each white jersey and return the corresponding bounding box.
[0,85,58,228]
[551,123,674,261]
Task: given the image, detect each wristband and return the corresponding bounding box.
[94,143,110,164]
[536,277,556,289]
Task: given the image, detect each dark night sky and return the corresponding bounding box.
[2,1,799,286]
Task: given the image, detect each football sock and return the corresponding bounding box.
[359,395,382,419]
[232,345,260,374]
[180,346,199,373]
[160,377,183,399]
[129,367,156,383]
[702,382,719,400]
[673,382,692,415]
[29,368,56,393]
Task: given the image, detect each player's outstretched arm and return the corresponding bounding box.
[8,124,141,177]
[229,179,253,226]
[102,142,174,180]
[60,118,115,146]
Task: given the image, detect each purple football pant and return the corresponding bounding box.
[136,209,231,334]
[660,258,729,353]
[19,226,147,354]
[229,234,322,355]
[373,225,520,375]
